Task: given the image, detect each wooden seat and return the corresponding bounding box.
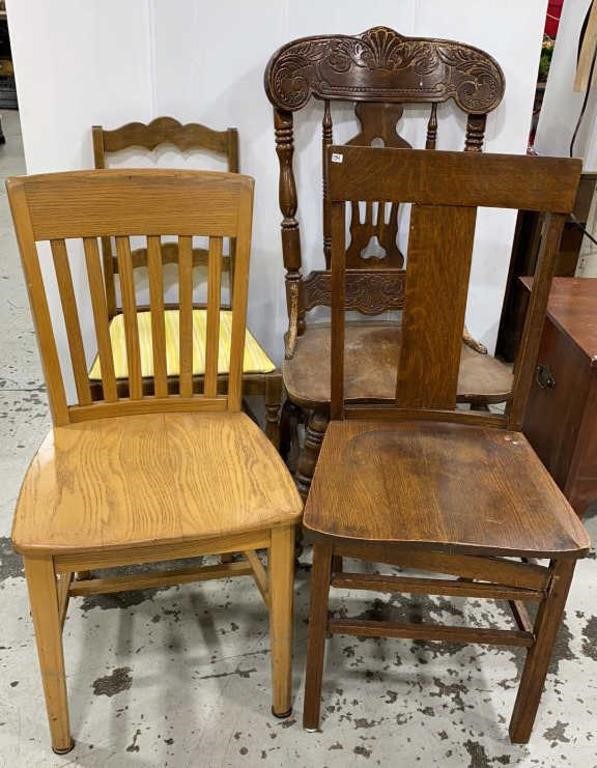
[265,26,510,496]
[92,117,282,444]
[7,168,302,755]
[305,420,588,556]
[14,412,300,554]
[301,145,590,744]
[284,322,513,408]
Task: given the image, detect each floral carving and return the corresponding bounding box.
[265,26,505,114]
[303,269,406,316]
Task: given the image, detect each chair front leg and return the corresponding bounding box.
[509,558,576,743]
[269,525,296,718]
[24,556,73,754]
[296,409,329,500]
[303,540,333,732]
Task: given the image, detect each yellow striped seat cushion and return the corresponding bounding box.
[88,309,276,380]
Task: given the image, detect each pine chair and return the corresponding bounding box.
[302,146,590,743]
[265,26,513,496]
[92,117,283,445]
[7,168,302,754]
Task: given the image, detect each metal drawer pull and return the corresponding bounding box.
[536,364,556,390]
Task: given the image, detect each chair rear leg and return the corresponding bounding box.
[269,525,296,718]
[303,540,333,731]
[264,374,283,449]
[509,558,576,744]
[24,556,73,754]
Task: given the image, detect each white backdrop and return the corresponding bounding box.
[7,0,548,389]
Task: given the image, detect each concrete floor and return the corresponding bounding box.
[0,109,596,768]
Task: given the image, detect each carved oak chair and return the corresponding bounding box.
[302,145,590,742]
[92,116,283,445]
[265,27,513,496]
[7,168,302,754]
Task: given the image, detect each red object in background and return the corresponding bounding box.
[545,0,564,38]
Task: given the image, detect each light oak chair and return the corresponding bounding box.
[302,146,590,743]
[92,117,283,445]
[7,168,302,754]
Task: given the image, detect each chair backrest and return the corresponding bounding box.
[7,169,254,426]
[92,116,240,316]
[264,26,506,329]
[327,146,581,428]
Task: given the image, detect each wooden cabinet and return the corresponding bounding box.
[523,277,597,517]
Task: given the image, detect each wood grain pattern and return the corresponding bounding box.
[19,169,250,240]
[327,146,580,213]
[115,236,142,399]
[50,239,91,405]
[13,412,302,555]
[304,420,589,557]
[396,205,476,409]
[83,237,117,402]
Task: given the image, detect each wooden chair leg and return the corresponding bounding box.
[264,374,283,449]
[509,558,576,744]
[296,409,329,500]
[303,540,333,732]
[24,556,73,755]
[279,398,301,464]
[269,525,295,718]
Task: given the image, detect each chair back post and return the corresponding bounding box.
[326,145,581,426]
[265,26,506,345]
[7,169,254,425]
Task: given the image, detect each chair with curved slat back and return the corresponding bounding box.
[92,116,283,445]
[7,168,302,754]
[264,26,512,497]
[302,145,589,742]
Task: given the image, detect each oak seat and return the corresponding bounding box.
[88,309,275,380]
[14,412,301,555]
[284,322,513,408]
[305,420,590,557]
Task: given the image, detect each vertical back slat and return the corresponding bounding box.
[147,235,168,397]
[115,236,142,400]
[83,237,117,402]
[178,235,194,397]
[507,213,567,429]
[50,239,91,405]
[204,236,223,397]
[396,205,477,409]
[330,202,346,420]
[227,190,253,411]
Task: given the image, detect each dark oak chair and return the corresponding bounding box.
[302,145,590,743]
[265,26,513,496]
[7,168,301,753]
[92,116,283,445]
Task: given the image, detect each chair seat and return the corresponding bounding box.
[283,322,513,408]
[303,420,590,558]
[88,309,276,380]
[13,412,302,555]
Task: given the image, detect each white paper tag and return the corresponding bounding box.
[331,152,344,163]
